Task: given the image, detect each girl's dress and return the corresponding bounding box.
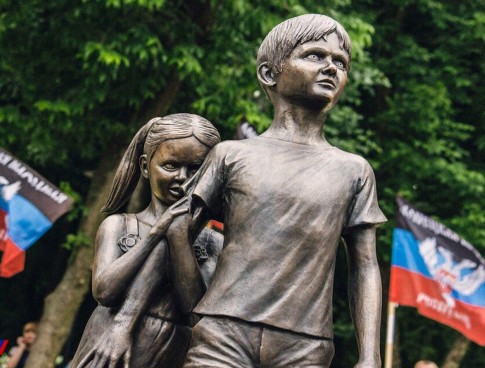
[71,214,221,368]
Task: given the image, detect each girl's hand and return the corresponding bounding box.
[149,197,190,237]
[76,324,132,368]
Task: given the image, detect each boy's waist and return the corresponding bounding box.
[193,296,334,339]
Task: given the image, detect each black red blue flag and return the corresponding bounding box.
[389,196,485,345]
[0,148,73,277]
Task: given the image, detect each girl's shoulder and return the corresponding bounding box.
[97,213,135,238]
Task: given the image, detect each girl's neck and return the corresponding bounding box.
[137,196,169,226]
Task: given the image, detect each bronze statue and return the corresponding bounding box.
[178,14,387,368]
[71,114,222,368]
[73,13,386,368]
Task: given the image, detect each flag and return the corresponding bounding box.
[389,196,485,345]
[0,148,73,277]
[234,118,258,140]
[0,339,9,355]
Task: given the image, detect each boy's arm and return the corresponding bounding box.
[343,225,382,368]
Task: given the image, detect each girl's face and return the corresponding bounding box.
[142,136,211,206]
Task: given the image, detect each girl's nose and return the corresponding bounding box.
[175,166,189,181]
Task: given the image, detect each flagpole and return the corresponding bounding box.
[384,301,397,368]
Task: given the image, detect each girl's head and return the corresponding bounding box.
[103,114,220,213]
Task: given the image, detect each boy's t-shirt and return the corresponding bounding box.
[192,136,387,339]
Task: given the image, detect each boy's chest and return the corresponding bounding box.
[224,151,358,211]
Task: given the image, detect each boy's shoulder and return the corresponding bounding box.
[330,146,369,164]
[214,138,254,150]
[326,147,377,179]
[209,138,258,157]
[212,139,373,172]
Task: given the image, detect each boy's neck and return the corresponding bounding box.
[262,100,329,146]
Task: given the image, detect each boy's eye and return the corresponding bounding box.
[334,60,345,69]
[306,53,321,61]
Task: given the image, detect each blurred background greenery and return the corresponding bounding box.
[0,0,484,367]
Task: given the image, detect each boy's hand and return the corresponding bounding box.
[354,358,381,368]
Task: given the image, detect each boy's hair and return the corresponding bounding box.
[257,14,352,77]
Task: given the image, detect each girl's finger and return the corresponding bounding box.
[94,354,108,368]
[76,348,95,368]
[170,207,190,217]
[170,196,189,210]
[123,346,132,368]
[90,352,100,368]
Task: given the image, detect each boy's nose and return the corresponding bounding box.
[321,57,337,75]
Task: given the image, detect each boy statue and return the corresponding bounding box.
[180,13,387,368]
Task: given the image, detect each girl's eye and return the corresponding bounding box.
[189,164,201,174]
[162,163,177,171]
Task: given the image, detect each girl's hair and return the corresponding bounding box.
[102,114,221,214]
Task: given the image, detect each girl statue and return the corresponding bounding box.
[71,114,222,368]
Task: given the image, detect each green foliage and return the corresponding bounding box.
[1,0,484,366]
[62,232,91,251]
[59,181,87,222]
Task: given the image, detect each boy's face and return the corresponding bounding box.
[274,32,349,110]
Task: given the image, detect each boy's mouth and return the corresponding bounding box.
[316,79,336,89]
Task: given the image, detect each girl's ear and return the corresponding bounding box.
[139,155,149,179]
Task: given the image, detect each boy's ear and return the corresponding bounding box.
[257,62,276,88]
[140,155,149,179]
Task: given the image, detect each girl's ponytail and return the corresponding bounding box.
[102,118,158,214]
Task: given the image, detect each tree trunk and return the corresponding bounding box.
[441,335,470,368]
[24,144,122,368]
[25,76,181,368]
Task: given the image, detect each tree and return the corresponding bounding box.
[1,1,483,367]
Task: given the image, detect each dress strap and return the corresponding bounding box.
[117,214,140,253]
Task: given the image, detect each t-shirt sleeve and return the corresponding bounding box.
[344,160,387,230]
[192,144,225,222]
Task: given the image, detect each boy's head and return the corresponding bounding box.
[257,14,352,79]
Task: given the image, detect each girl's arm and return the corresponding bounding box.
[77,239,169,368]
[92,207,186,307]
[77,202,192,368]
[166,198,211,314]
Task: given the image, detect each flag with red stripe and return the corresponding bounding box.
[0,148,73,277]
[389,196,485,345]
[0,339,9,355]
